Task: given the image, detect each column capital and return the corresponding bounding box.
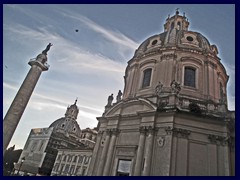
[165,126,191,138]
[208,134,234,147]
[139,126,147,135]
[146,126,156,136]
[111,128,121,136]
[106,128,120,136]
[139,126,156,136]
[98,130,104,135]
[106,129,111,136]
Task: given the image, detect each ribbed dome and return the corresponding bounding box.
[48,99,81,138]
[134,30,216,58]
[134,10,218,58]
[49,117,81,137]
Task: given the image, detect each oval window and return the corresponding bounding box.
[186,36,193,42]
[152,40,158,45]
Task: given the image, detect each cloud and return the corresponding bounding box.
[227,95,235,111]
[3,81,104,116]
[4,22,126,75]
[59,10,139,51]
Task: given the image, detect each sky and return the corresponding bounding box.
[3,4,235,149]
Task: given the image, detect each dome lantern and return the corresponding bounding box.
[164,8,189,32]
[65,98,79,120]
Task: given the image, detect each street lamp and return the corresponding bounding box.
[17,157,25,176]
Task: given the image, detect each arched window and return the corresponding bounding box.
[171,22,174,29]
[39,141,44,151]
[177,22,181,30]
[220,82,224,99]
[78,156,83,163]
[184,67,196,88]
[142,68,152,88]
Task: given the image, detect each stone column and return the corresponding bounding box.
[96,129,111,175]
[87,130,103,175]
[142,126,154,176]
[3,49,50,155]
[133,126,147,176]
[103,128,119,176]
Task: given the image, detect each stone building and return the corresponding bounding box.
[50,148,93,176]
[50,127,97,176]
[80,128,98,148]
[87,10,235,176]
[14,100,85,176]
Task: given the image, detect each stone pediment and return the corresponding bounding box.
[104,98,157,117]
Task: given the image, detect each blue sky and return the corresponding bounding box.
[3,4,235,149]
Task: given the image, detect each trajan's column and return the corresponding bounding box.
[3,43,53,155]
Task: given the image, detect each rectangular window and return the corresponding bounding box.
[75,166,81,175]
[68,155,72,162]
[142,69,152,88]
[57,154,62,161]
[60,164,64,173]
[82,168,86,176]
[63,155,66,161]
[78,156,83,163]
[73,156,77,162]
[64,164,70,173]
[184,67,196,88]
[116,159,132,176]
[70,165,75,174]
[53,163,59,172]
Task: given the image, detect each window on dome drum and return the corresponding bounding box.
[142,68,152,88]
[171,22,174,29]
[186,36,193,42]
[184,67,196,88]
[152,40,158,45]
[177,22,181,30]
[220,82,224,99]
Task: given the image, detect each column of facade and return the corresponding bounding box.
[133,126,147,176]
[87,131,103,175]
[103,128,119,176]
[96,130,111,175]
[142,126,155,176]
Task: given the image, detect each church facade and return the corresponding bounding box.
[87,10,235,176]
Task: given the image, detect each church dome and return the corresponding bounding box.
[134,10,217,58]
[49,99,81,138]
[134,30,214,58]
[122,9,229,110]
[49,117,81,137]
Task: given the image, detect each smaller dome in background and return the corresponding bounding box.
[49,99,81,138]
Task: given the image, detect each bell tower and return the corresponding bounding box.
[3,43,52,155]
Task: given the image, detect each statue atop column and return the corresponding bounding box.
[36,43,53,64]
[42,43,53,55]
